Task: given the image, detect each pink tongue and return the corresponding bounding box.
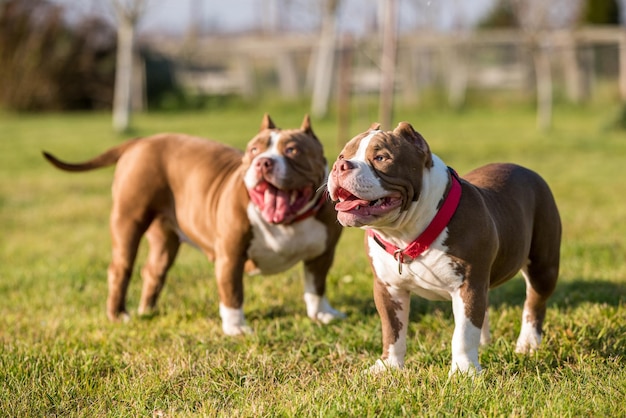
[335,198,370,212]
[263,187,290,223]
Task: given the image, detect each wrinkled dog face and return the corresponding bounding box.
[327,122,433,228]
[243,114,327,224]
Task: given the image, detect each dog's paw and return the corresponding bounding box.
[449,361,483,377]
[366,358,402,374]
[314,305,346,324]
[219,303,251,336]
[108,309,131,323]
[111,311,131,323]
[222,323,253,336]
[137,305,159,319]
[515,323,541,353]
[514,340,539,354]
[515,326,541,354]
[304,293,346,324]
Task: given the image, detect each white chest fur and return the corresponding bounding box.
[246,203,328,274]
[368,229,463,301]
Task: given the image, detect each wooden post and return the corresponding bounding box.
[235,54,256,99]
[277,51,299,99]
[534,37,552,131]
[445,35,468,110]
[400,46,420,105]
[562,32,590,104]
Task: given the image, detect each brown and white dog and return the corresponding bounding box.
[327,122,561,374]
[43,114,344,335]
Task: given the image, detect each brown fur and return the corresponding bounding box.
[43,114,342,326]
[328,121,561,372]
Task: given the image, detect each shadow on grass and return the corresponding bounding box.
[338,276,625,324]
[488,277,626,309]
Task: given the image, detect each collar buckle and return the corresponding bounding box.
[393,249,405,274]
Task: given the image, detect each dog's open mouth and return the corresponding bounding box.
[333,187,401,217]
[248,181,314,224]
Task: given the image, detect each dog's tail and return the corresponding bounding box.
[42,139,140,172]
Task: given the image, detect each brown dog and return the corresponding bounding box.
[43,114,344,335]
[326,122,561,374]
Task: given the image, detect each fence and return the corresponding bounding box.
[142,26,626,109]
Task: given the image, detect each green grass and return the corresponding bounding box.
[1,98,625,416]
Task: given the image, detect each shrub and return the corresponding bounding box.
[0,0,116,111]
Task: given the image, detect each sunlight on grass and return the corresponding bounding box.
[1,100,625,416]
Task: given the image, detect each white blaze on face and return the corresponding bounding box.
[337,130,388,201]
[266,131,287,178]
[243,131,286,188]
[354,130,378,161]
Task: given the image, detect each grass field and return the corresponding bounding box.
[1,98,625,416]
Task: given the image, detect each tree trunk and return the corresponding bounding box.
[619,29,626,101]
[337,35,353,147]
[378,0,397,130]
[311,0,339,118]
[113,16,135,133]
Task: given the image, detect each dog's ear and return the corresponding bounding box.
[394,122,433,167]
[300,114,321,142]
[300,114,313,135]
[260,113,276,131]
[369,122,381,131]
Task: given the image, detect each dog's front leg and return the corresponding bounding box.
[449,285,485,375]
[214,249,252,336]
[369,278,410,373]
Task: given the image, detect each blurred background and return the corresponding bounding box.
[2,0,626,132]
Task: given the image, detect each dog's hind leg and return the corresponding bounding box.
[480,306,491,346]
[138,216,181,316]
[107,208,152,322]
[516,179,561,353]
[515,244,560,353]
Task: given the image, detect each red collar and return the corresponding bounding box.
[368,167,462,274]
[288,190,326,224]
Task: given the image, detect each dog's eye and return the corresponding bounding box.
[338,154,344,160]
[373,155,387,162]
[250,147,259,155]
[285,146,297,155]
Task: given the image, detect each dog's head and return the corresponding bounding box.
[243,113,327,224]
[327,122,433,228]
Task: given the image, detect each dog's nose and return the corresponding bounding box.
[335,159,354,172]
[256,157,274,173]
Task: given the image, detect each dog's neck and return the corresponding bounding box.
[367,154,451,248]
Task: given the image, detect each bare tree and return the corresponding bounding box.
[311,0,339,118]
[111,0,148,133]
[378,0,397,130]
[509,0,584,130]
